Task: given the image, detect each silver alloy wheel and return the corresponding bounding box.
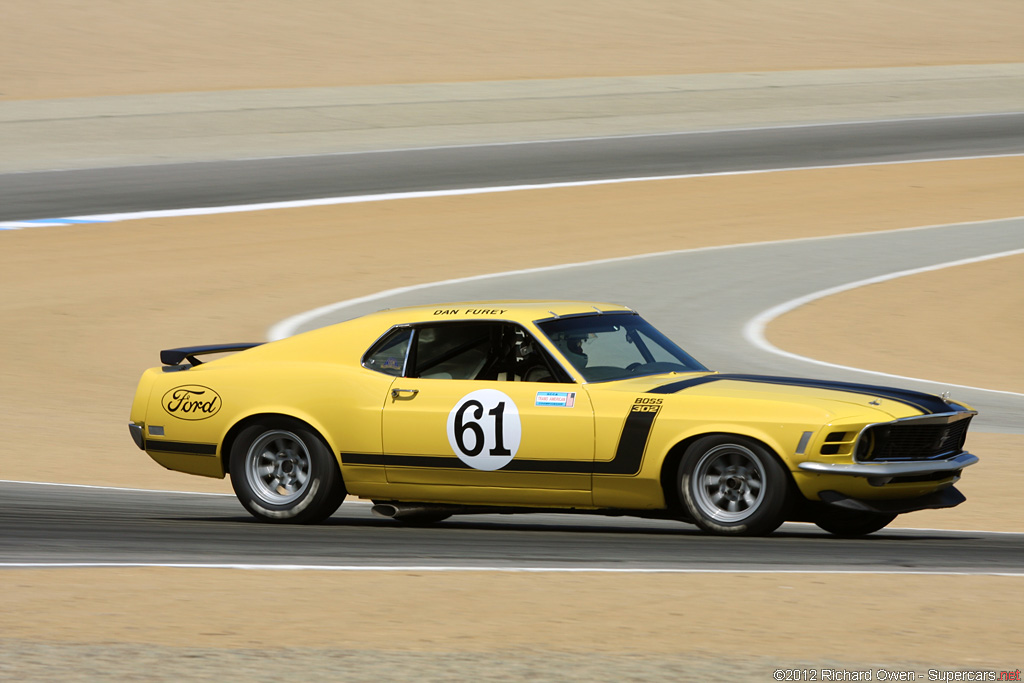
[691,443,767,523]
[245,429,312,505]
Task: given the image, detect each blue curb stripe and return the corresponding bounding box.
[27,218,108,224]
[0,218,111,230]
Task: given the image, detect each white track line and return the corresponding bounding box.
[1,563,1021,576]
[0,479,233,496]
[0,479,374,504]
[744,248,1024,398]
[2,153,1021,230]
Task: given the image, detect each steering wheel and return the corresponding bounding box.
[626,362,645,373]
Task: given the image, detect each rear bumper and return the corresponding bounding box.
[819,486,966,515]
[128,422,145,450]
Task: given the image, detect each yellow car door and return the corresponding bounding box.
[383,378,594,505]
[380,320,594,506]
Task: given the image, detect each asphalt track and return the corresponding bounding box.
[2,113,1023,221]
[4,114,1023,572]
[2,482,1022,573]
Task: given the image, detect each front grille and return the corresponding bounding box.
[859,416,972,462]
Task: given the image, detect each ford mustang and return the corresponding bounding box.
[128,301,978,536]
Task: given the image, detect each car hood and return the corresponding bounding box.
[603,372,963,419]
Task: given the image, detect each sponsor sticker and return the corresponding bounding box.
[535,391,576,408]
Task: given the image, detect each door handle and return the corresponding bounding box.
[391,388,419,400]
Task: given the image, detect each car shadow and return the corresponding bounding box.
[175,513,971,541]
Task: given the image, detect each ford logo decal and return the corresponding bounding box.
[162,385,222,420]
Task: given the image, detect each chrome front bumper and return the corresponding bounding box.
[798,451,978,479]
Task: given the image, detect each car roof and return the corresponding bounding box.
[362,300,635,326]
[224,301,638,366]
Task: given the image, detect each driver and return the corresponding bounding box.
[557,334,589,369]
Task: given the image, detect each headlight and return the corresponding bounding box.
[855,429,874,461]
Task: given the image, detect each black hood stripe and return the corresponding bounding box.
[649,374,956,415]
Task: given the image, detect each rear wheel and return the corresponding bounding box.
[678,435,790,536]
[229,419,345,524]
[813,508,896,537]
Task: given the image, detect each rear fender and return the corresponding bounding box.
[220,408,340,474]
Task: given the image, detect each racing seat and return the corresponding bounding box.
[419,349,488,380]
[516,338,556,382]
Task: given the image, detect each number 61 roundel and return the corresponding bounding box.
[446,389,522,470]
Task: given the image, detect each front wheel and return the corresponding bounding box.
[813,508,896,537]
[678,435,791,536]
[229,419,346,524]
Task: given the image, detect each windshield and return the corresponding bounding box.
[537,313,707,382]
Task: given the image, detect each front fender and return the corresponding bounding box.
[647,420,817,474]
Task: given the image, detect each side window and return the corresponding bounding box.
[406,322,571,383]
[362,327,412,376]
[412,322,495,380]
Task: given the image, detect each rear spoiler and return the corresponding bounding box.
[160,343,263,369]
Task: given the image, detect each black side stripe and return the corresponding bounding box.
[343,452,595,474]
[649,374,953,415]
[600,403,660,475]
[146,440,218,456]
[341,402,658,476]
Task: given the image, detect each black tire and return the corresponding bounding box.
[678,435,790,536]
[813,508,896,537]
[229,418,346,524]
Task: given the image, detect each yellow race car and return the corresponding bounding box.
[128,301,978,536]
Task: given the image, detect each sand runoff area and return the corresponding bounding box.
[2,0,1023,678]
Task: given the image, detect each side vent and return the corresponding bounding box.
[820,431,855,456]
